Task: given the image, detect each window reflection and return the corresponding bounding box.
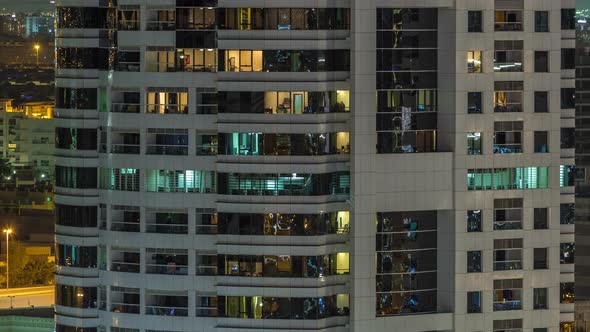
[220,253,349,277]
[219,8,350,30]
[560,243,575,264]
[220,294,349,319]
[56,284,97,308]
[217,172,350,196]
[493,279,522,311]
[218,211,350,236]
[376,211,437,316]
[218,91,349,114]
[219,132,349,156]
[219,50,350,72]
[56,244,97,268]
[561,282,575,303]
[376,8,438,155]
[55,204,97,228]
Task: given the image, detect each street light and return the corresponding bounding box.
[3,229,12,289]
[34,44,40,66]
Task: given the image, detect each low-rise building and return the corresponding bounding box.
[0,99,54,184]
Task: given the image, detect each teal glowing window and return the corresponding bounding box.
[468,167,548,190]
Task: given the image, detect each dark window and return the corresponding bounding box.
[176,7,216,30]
[55,166,97,189]
[467,251,481,272]
[219,212,347,236]
[535,11,549,32]
[534,91,548,113]
[560,243,575,264]
[57,7,116,29]
[219,295,348,319]
[55,128,97,150]
[562,48,575,70]
[534,51,549,72]
[55,88,97,109]
[468,92,482,114]
[467,210,482,232]
[176,31,216,49]
[561,282,575,303]
[561,9,576,30]
[56,284,97,308]
[560,203,575,224]
[561,128,576,148]
[56,244,97,268]
[218,8,350,30]
[468,11,483,32]
[56,325,97,332]
[534,248,548,269]
[56,47,114,70]
[561,88,575,108]
[467,291,481,313]
[55,204,97,228]
[534,208,548,230]
[533,288,548,309]
[377,8,438,30]
[534,131,548,153]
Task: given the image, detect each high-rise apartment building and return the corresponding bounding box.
[54,1,575,331]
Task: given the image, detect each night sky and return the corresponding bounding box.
[581,0,590,12]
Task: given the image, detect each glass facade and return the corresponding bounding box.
[218,91,349,114]
[467,167,549,190]
[376,8,438,154]
[376,211,437,316]
[219,253,349,277]
[218,211,350,236]
[219,295,349,319]
[217,172,350,196]
[219,132,349,156]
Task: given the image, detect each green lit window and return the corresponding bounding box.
[468,167,548,191]
[560,165,574,187]
[144,169,216,193]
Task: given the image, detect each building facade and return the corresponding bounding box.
[54,0,575,331]
[0,99,54,184]
[25,15,54,38]
[576,6,590,332]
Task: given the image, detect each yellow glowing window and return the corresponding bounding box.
[467,51,482,73]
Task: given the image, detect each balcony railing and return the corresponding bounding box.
[493,260,522,271]
[146,223,188,234]
[111,262,140,273]
[111,221,140,232]
[146,104,188,114]
[196,265,217,276]
[493,220,522,230]
[494,62,523,72]
[493,144,522,154]
[146,145,188,155]
[111,303,140,314]
[146,21,176,31]
[493,300,521,311]
[112,103,140,113]
[111,144,140,154]
[146,263,189,275]
[146,305,188,316]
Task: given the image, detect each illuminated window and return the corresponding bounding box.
[467,132,482,155]
[467,51,482,73]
